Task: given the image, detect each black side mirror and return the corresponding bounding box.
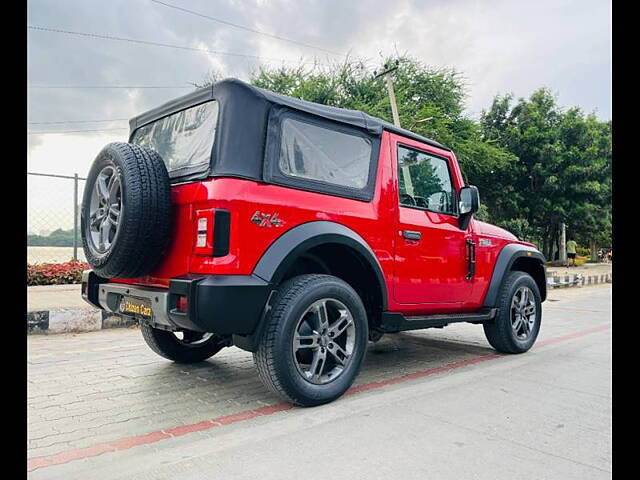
[458,185,480,230]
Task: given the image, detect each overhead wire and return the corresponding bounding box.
[27,25,331,67]
[150,0,346,58]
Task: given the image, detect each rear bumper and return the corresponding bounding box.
[81,270,273,335]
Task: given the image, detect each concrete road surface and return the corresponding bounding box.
[28,285,612,479]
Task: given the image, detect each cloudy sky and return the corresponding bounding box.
[27,0,611,231]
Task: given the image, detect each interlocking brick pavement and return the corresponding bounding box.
[28,326,496,458]
[27,284,611,478]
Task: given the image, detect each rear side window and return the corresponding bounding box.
[397,145,456,215]
[131,101,219,176]
[279,118,372,189]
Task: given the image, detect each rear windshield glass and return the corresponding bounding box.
[131,101,219,175]
[279,118,372,189]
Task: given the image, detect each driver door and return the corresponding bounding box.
[392,138,473,305]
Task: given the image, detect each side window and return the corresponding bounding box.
[279,118,372,189]
[397,145,456,215]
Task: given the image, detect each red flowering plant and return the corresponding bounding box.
[27,260,91,286]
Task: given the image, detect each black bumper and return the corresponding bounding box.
[82,271,273,335]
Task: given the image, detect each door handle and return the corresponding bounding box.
[402,230,422,241]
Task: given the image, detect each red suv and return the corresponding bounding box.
[81,78,546,406]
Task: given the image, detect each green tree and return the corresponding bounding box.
[27,228,75,247]
[480,90,611,257]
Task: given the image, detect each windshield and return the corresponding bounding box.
[131,100,219,176]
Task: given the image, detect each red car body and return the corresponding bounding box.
[113,130,535,317]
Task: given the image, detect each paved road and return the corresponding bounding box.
[28,285,612,479]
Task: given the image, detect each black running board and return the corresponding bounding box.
[379,308,498,333]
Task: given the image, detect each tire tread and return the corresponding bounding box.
[81,142,172,278]
[140,323,225,363]
[253,274,367,406]
[483,271,541,353]
[254,275,327,405]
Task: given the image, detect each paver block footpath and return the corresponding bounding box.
[27,284,135,334]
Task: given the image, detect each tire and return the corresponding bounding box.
[483,271,542,353]
[81,142,172,278]
[254,274,369,407]
[141,323,229,363]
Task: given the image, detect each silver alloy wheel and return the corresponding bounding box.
[173,331,214,347]
[292,298,356,385]
[88,165,123,254]
[510,286,536,340]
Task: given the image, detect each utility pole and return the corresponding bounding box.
[559,222,567,266]
[375,60,414,194]
[375,60,401,128]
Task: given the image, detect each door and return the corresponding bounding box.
[392,139,473,304]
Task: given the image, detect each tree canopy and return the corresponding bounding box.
[480,89,611,256]
[203,56,612,259]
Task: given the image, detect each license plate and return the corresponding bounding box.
[119,296,153,318]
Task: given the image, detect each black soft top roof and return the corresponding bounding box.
[129,78,450,182]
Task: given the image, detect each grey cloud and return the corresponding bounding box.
[27,0,611,134]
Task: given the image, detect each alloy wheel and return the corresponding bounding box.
[510,286,536,340]
[292,298,356,385]
[88,165,123,254]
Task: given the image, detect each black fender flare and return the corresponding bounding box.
[253,221,388,310]
[483,243,547,307]
[232,221,389,352]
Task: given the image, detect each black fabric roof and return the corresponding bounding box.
[130,78,449,149]
[128,78,450,182]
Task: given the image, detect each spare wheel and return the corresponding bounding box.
[81,142,172,278]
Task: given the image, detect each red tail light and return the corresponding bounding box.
[176,295,188,313]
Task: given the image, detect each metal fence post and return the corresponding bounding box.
[73,173,78,261]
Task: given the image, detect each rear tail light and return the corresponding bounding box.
[193,208,231,257]
[194,209,214,255]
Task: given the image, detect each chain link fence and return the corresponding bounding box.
[27,172,87,264]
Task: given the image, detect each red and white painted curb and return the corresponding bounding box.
[547,272,612,288]
[27,310,136,334]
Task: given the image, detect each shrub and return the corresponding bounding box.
[27,260,90,286]
[576,246,590,257]
[575,256,588,266]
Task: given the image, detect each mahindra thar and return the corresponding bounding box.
[81,78,546,406]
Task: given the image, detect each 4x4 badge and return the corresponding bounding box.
[251,211,284,228]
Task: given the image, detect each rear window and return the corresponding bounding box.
[131,101,219,175]
[279,117,372,189]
